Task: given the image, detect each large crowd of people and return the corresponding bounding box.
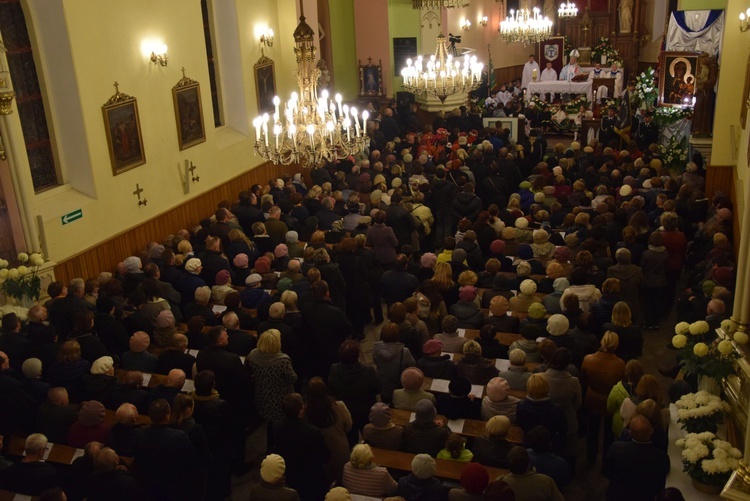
[0,97,736,501]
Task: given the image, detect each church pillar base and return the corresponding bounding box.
[690,136,713,166]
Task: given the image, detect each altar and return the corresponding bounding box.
[526,81,593,102]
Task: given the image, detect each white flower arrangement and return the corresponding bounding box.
[660,135,689,168]
[675,321,690,335]
[676,432,742,486]
[675,391,730,433]
[0,305,30,324]
[0,252,45,301]
[689,320,710,336]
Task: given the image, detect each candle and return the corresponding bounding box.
[335,94,343,117]
[307,124,315,149]
[253,117,262,142]
[273,96,280,122]
[352,108,359,136]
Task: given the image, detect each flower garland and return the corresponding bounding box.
[0,252,45,301]
[676,432,742,486]
[527,95,547,111]
[592,37,621,63]
[675,391,730,433]
[660,135,689,169]
[565,95,590,114]
[672,320,742,381]
[635,67,658,106]
[653,106,693,126]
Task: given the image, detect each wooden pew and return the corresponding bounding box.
[389,408,524,444]
[8,435,81,466]
[421,377,526,401]
[103,409,150,426]
[114,370,196,393]
[462,329,523,346]
[370,446,508,481]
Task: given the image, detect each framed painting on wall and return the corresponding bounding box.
[658,51,700,107]
[741,54,750,130]
[254,56,276,115]
[102,83,146,176]
[359,58,386,97]
[172,71,206,151]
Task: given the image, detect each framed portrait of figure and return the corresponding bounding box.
[658,51,700,107]
[254,55,276,115]
[359,58,385,97]
[172,71,206,151]
[102,84,146,176]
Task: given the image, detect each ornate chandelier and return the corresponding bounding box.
[400,34,483,103]
[499,8,553,45]
[558,1,578,18]
[411,0,470,9]
[252,3,367,169]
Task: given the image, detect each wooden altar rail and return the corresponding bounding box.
[54,162,301,284]
[705,165,740,258]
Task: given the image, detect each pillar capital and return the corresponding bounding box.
[0,91,15,115]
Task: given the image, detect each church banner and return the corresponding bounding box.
[539,37,565,76]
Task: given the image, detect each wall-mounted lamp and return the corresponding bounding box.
[460,19,472,31]
[479,16,488,27]
[259,27,274,56]
[149,43,168,66]
[740,8,750,32]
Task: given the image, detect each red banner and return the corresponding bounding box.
[539,37,566,76]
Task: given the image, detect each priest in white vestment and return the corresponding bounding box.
[521,54,540,90]
[606,63,624,98]
[540,62,558,82]
[559,57,582,81]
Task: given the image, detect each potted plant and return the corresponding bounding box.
[672,320,742,395]
[676,431,742,494]
[0,252,45,307]
[675,391,730,434]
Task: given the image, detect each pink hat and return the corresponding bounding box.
[233,253,249,268]
[554,246,570,262]
[486,377,510,402]
[274,244,289,258]
[420,253,437,269]
[459,286,478,302]
[215,270,231,286]
[423,339,443,355]
[254,256,271,274]
[491,240,506,254]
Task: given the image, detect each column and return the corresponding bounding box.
[0,91,40,252]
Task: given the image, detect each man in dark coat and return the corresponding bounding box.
[452,183,483,222]
[131,399,198,501]
[208,208,233,249]
[385,193,419,252]
[300,280,354,378]
[195,326,252,412]
[602,416,670,501]
[155,334,196,376]
[0,433,60,495]
[198,237,233,287]
[233,191,265,235]
[380,254,420,306]
[47,278,91,338]
[86,446,145,500]
[272,393,330,501]
[429,167,458,246]
[637,111,659,151]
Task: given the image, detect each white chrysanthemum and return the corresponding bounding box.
[7,268,18,279]
[0,269,7,280]
[17,252,28,263]
[721,319,736,335]
[735,332,749,345]
[693,342,709,356]
[689,321,710,335]
[718,340,734,356]
[16,265,27,276]
[675,321,691,335]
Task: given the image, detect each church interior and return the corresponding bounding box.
[1,0,750,499]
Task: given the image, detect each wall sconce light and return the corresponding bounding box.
[740,8,750,32]
[479,16,488,27]
[150,43,168,66]
[260,28,274,48]
[460,19,471,31]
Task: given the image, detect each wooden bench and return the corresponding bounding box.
[389,408,524,444]
[103,409,151,426]
[422,377,526,401]
[8,435,83,466]
[477,287,548,301]
[462,329,523,346]
[370,446,508,481]
[114,370,196,393]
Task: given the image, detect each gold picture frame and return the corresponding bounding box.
[658,51,700,107]
[741,54,750,130]
[172,70,206,151]
[254,55,276,115]
[359,58,385,98]
[102,83,146,176]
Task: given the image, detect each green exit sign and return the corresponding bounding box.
[61,208,83,225]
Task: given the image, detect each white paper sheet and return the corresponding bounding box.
[239,356,246,364]
[536,337,546,343]
[13,495,32,501]
[211,304,227,314]
[187,349,199,357]
[142,373,152,386]
[430,379,450,393]
[496,359,511,371]
[70,448,85,464]
[182,379,195,393]
[441,352,454,360]
[409,412,416,423]
[351,495,383,501]
[447,419,466,433]
[457,329,466,338]
[470,385,484,399]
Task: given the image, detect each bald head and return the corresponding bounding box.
[172,333,188,351]
[707,299,726,315]
[287,259,301,273]
[95,447,119,472]
[48,387,69,406]
[115,403,138,424]
[222,311,240,330]
[167,369,186,389]
[269,302,285,320]
[28,305,47,323]
[629,415,654,442]
[490,296,510,316]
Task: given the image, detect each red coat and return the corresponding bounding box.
[659,229,687,271]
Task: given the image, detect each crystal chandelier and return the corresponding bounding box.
[411,0,470,9]
[558,1,578,18]
[499,8,553,45]
[400,34,484,103]
[252,3,367,169]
